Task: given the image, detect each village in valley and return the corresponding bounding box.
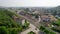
[1,0,60,34]
[3,6,60,34]
[0,6,60,34]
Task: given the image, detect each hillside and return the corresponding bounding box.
[0,9,23,34]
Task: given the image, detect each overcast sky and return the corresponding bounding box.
[0,0,60,7]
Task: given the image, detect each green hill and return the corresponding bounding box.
[0,9,23,34]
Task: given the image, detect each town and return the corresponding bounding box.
[0,6,60,34]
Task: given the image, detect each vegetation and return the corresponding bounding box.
[0,9,24,34]
[56,19,60,26]
[27,31,36,34]
[51,21,59,26]
[39,26,56,34]
[51,27,60,33]
[0,26,9,34]
[51,18,60,26]
[23,20,30,29]
[51,18,60,33]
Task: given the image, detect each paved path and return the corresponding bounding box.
[20,23,40,34]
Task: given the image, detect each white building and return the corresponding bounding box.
[22,19,25,25]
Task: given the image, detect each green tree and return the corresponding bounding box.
[0,9,23,34]
[27,31,36,34]
[23,20,30,28]
[0,26,9,34]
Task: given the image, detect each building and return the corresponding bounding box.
[41,15,50,22]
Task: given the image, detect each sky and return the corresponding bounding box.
[0,0,60,7]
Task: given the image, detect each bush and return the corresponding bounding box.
[27,31,36,34]
[51,27,60,33]
[9,28,18,34]
[0,26,9,34]
[39,26,56,34]
[44,29,49,34]
[0,9,23,34]
[52,22,59,26]
[39,26,45,31]
[8,28,22,34]
[23,20,30,28]
[49,31,56,34]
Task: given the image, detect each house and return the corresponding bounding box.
[12,15,22,24]
[41,15,57,22]
[49,15,58,22]
[41,15,50,22]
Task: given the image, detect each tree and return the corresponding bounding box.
[27,31,36,34]
[0,26,9,34]
[0,9,23,34]
[23,20,30,28]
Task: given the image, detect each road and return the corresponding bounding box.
[17,12,40,27]
[20,23,40,34]
[7,9,40,27]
